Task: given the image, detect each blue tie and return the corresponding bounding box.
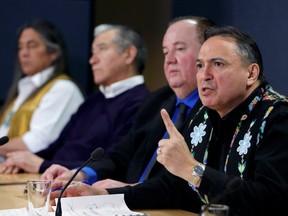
[138,103,188,182]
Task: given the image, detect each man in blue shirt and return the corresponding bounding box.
[44,16,215,198]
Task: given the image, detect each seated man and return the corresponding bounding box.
[51,25,288,216]
[0,24,149,174]
[0,19,84,161]
[41,16,214,188]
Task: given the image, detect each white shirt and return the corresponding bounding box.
[99,75,145,98]
[0,67,84,152]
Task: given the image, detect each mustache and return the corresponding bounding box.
[199,81,214,89]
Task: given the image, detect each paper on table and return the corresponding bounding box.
[0,208,54,216]
[55,194,148,216]
[0,208,28,216]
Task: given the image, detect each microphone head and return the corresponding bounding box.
[0,136,9,146]
[91,147,104,160]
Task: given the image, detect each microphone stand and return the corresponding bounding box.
[55,147,104,216]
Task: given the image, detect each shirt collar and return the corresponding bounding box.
[18,66,55,89]
[99,75,144,99]
[208,84,264,129]
[176,89,199,109]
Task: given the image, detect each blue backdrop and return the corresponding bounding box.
[1,0,288,103]
[0,0,93,104]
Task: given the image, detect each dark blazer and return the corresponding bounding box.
[88,86,202,183]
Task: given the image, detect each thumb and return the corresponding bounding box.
[160,109,183,138]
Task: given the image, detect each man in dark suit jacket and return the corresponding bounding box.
[44,16,215,204]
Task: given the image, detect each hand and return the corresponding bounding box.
[50,181,108,206]
[40,164,87,183]
[0,137,29,155]
[157,109,198,181]
[92,179,138,189]
[0,151,43,173]
[0,162,20,174]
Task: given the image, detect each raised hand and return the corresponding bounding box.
[157,109,198,181]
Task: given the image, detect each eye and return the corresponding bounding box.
[97,45,108,51]
[176,47,185,52]
[27,42,38,49]
[214,61,224,67]
[162,47,168,56]
[196,62,204,69]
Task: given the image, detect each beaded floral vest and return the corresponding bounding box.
[188,85,288,179]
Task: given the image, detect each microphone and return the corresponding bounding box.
[199,177,242,215]
[55,147,104,216]
[0,136,9,146]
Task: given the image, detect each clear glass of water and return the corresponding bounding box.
[27,180,51,216]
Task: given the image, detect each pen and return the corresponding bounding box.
[51,186,63,192]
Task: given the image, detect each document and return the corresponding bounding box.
[0,194,147,216]
[0,208,28,216]
[56,194,148,216]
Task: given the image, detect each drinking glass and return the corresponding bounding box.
[27,180,51,216]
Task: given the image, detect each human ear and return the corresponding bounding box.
[50,52,59,63]
[124,45,137,65]
[247,63,260,86]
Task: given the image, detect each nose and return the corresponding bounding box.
[197,64,212,81]
[18,47,29,58]
[164,51,176,65]
[89,53,98,65]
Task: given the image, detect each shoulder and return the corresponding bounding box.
[135,85,175,116]
[121,84,150,101]
[145,85,174,101]
[49,79,82,95]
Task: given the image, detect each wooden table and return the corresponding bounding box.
[0,173,197,216]
[0,173,36,210]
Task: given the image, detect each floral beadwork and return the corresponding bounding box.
[190,123,207,147]
[187,85,288,203]
[237,131,252,178]
[237,131,252,155]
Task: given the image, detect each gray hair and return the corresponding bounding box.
[94,24,147,73]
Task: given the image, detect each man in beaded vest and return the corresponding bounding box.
[156,26,288,215]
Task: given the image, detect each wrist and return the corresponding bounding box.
[188,163,206,187]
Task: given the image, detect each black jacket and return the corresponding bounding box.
[88,86,202,183]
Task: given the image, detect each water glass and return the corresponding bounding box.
[201,204,229,216]
[27,180,51,216]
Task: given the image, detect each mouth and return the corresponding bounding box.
[20,61,30,66]
[167,69,181,76]
[200,86,214,96]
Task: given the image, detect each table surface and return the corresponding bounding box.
[0,173,197,216]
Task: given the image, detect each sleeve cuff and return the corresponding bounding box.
[81,166,98,185]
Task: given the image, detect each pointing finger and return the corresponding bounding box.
[160,108,182,138]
